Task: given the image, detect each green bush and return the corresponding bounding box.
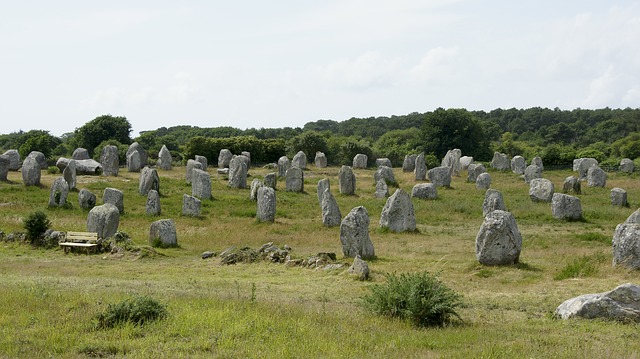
[94,296,167,329]
[362,271,462,327]
[47,166,59,174]
[23,210,51,245]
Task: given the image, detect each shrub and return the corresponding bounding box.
[23,210,51,245]
[362,271,462,327]
[94,296,167,329]
[47,166,59,174]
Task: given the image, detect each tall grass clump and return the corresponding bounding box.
[553,253,606,280]
[362,271,462,327]
[23,210,51,245]
[94,296,168,329]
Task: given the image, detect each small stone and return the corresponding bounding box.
[21,156,41,186]
[195,155,208,170]
[555,283,640,322]
[376,158,392,168]
[100,145,119,176]
[347,255,370,281]
[277,156,290,177]
[587,166,607,188]
[78,188,96,210]
[414,153,427,181]
[186,159,203,184]
[375,179,389,199]
[72,148,90,160]
[338,165,356,195]
[103,188,124,214]
[352,154,368,169]
[292,151,307,170]
[48,177,69,207]
[427,166,451,187]
[192,168,212,199]
[476,172,491,190]
[87,203,120,239]
[524,165,542,183]
[218,149,233,169]
[285,166,304,192]
[157,145,173,170]
[146,190,161,215]
[562,175,581,194]
[490,152,510,171]
[529,178,554,202]
[482,189,506,217]
[340,206,374,259]
[379,189,416,233]
[182,194,202,217]
[314,152,327,168]
[139,167,160,196]
[620,158,635,174]
[250,179,264,201]
[551,193,582,220]
[611,188,629,207]
[321,189,342,227]
[467,163,486,183]
[374,166,395,185]
[402,154,417,172]
[264,172,277,189]
[411,183,437,200]
[149,219,177,247]
[317,178,331,205]
[511,155,526,175]
[257,187,276,222]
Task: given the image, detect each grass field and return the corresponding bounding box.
[1,163,639,358]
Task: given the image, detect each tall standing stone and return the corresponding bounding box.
[379,189,416,233]
[529,178,554,202]
[524,165,542,184]
[285,167,304,192]
[292,151,307,170]
[62,159,77,190]
[186,159,203,185]
[562,175,581,194]
[2,150,21,170]
[476,172,491,190]
[264,172,277,189]
[146,189,161,216]
[403,154,417,172]
[427,166,452,187]
[551,193,582,220]
[340,206,374,259]
[103,187,124,214]
[511,156,527,175]
[490,152,510,171]
[620,158,635,174]
[0,155,9,181]
[321,189,342,227]
[149,219,177,247]
[587,166,607,187]
[157,145,172,170]
[352,154,368,169]
[441,149,461,176]
[317,178,330,205]
[611,188,629,207]
[195,155,208,171]
[87,203,119,239]
[21,156,40,186]
[483,189,506,216]
[338,165,356,195]
[72,148,90,160]
[228,156,248,189]
[376,158,392,168]
[277,156,290,177]
[27,151,47,170]
[192,168,212,199]
[250,179,264,201]
[257,186,276,222]
[127,150,142,172]
[375,179,390,198]
[182,194,201,217]
[139,167,160,196]
[126,142,148,169]
[218,149,232,169]
[48,177,69,207]
[475,210,522,265]
[613,223,640,269]
[314,152,327,168]
[78,188,96,210]
[467,163,486,183]
[374,166,395,185]
[100,145,119,176]
[414,153,427,181]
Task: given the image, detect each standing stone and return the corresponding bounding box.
[374,166,395,185]
[620,158,635,174]
[376,158,392,168]
[555,283,640,322]
[352,154,368,169]
[2,150,21,170]
[625,209,640,224]
[48,177,69,207]
[139,167,160,196]
[475,210,522,265]
[78,188,96,210]
[192,168,212,200]
[250,179,264,201]
[587,166,607,188]
[380,189,416,233]
[511,156,527,175]
[257,186,276,222]
[314,152,327,168]
[523,165,542,183]
[562,175,581,194]
[575,158,598,180]
[218,149,232,169]
[264,172,277,189]
[476,172,491,190]
[285,167,304,192]
[194,155,208,171]
[321,189,342,227]
[100,145,119,176]
[459,156,474,170]
[411,183,437,200]
[21,156,40,186]
[0,155,9,181]
[529,178,554,202]
[402,154,417,172]
[611,188,629,207]
[551,193,582,220]
[612,223,640,269]
[531,156,543,170]
[490,152,510,171]
[241,151,251,168]
[483,189,507,217]
[467,163,486,183]
[127,150,142,172]
[27,151,47,170]
[317,178,330,205]
[441,149,461,176]
[427,166,452,187]
[340,206,374,259]
[338,165,356,195]
[157,145,173,170]
[182,194,201,217]
[277,156,290,177]
[228,156,248,189]
[72,148,90,160]
[414,153,427,181]
[126,142,148,169]
[146,190,161,216]
[149,219,177,247]
[185,159,203,185]
[87,203,119,239]
[375,179,389,198]
[292,151,307,170]
[103,188,124,214]
[347,255,370,281]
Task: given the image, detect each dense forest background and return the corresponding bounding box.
[1,107,639,169]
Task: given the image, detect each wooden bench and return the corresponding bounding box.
[59,231,99,254]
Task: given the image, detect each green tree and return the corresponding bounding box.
[74,115,132,156]
[287,131,328,160]
[17,130,61,159]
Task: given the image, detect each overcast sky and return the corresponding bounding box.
[1,1,638,137]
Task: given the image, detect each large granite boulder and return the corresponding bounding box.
[285,166,304,192]
[314,152,327,168]
[103,187,124,214]
[87,203,119,239]
[427,166,451,187]
[256,186,276,222]
[483,189,507,217]
[374,166,395,185]
[352,154,368,169]
[587,166,607,188]
[611,188,629,207]
[2,150,21,170]
[277,156,290,177]
[228,156,248,189]
[0,155,9,181]
[562,175,581,194]
[375,179,389,198]
[613,223,640,269]
[139,167,160,196]
[340,206,374,259]
[292,151,307,170]
[78,188,96,210]
[411,183,437,200]
[575,158,598,180]
[100,145,119,176]
[250,179,264,201]
[476,172,491,190]
[149,219,177,247]
[56,157,102,175]
[72,148,90,160]
[192,168,211,200]
[218,149,232,169]
[379,189,416,233]
[523,165,542,184]
[475,210,522,265]
[376,158,392,168]
[402,154,417,172]
[146,190,161,216]
[338,165,356,195]
[620,158,635,174]
[551,193,582,220]
[182,194,201,217]
[529,178,554,202]
[414,153,427,181]
[490,152,510,171]
[157,145,172,170]
[555,283,640,322]
[317,178,330,205]
[511,155,527,175]
[48,177,69,207]
[441,149,461,176]
[27,151,47,170]
[21,156,41,186]
[185,159,203,185]
[195,155,208,171]
[321,189,342,227]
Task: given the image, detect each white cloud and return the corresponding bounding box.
[317,51,405,90]
[409,46,461,84]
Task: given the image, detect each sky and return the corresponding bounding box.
[1,1,639,137]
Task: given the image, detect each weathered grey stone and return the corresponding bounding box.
[562,175,581,194]
[441,149,461,176]
[0,155,9,180]
[490,152,510,171]
[264,172,277,189]
[48,177,69,207]
[531,156,543,170]
[613,223,640,269]
[194,155,208,171]
[218,149,232,169]
[139,167,160,196]
[460,156,474,170]
[257,186,276,222]
[411,183,437,200]
[217,168,229,175]
[575,158,598,180]
[625,209,640,224]
[620,158,635,174]
[402,154,417,172]
[376,158,392,168]
[338,165,356,195]
[285,166,304,192]
[21,156,40,186]
[126,142,148,169]
[2,150,21,170]
[235,154,250,170]
[185,159,203,185]
[414,153,427,181]
[611,188,629,207]
[250,179,264,201]
[317,178,330,205]
[321,189,342,227]
[146,189,161,215]
[182,194,201,217]
[241,151,251,168]
[483,189,507,217]
[523,165,542,184]
[157,145,172,170]
[228,156,247,189]
[99,145,119,176]
[63,159,77,190]
[149,219,177,247]
[375,179,389,198]
[78,188,96,210]
[529,178,554,202]
[347,255,370,281]
[56,157,102,175]
[551,193,582,220]
[427,166,451,187]
[475,210,522,265]
[555,283,640,322]
[587,166,607,187]
[476,172,491,190]
[127,150,142,172]
[380,189,416,233]
[277,156,290,177]
[292,151,307,170]
[511,155,527,175]
[103,187,124,214]
[340,206,374,259]
[27,151,47,170]
[192,168,211,199]
[72,148,90,160]
[87,203,119,239]
[374,166,395,184]
[467,163,486,183]
[352,154,368,169]
[314,152,327,168]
